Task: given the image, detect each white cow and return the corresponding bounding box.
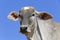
[7,6,60,40]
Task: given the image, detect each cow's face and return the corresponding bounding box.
[19,6,36,34]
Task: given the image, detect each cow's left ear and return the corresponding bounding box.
[38,12,53,20]
[7,11,19,21]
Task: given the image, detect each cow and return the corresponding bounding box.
[7,6,60,40]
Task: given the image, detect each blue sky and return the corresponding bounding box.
[0,0,60,40]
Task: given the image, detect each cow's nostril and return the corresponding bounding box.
[20,27,27,31]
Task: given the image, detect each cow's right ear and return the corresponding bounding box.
[7,11,19,21]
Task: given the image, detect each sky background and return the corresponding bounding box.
[0,0,60,40]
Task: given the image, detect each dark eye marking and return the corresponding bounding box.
[31,14,35,16]
[19,15,23,19]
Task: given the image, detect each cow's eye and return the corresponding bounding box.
[19,15,23,19]
[32,14,35,16]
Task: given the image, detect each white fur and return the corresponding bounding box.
[24,7,30,10]
[30,17,60,40]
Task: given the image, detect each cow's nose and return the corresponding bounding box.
[20,27,27,31]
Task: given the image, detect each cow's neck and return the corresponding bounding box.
[37,18,54,40]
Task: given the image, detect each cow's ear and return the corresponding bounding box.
[7,11,19,21]
[38,12,53,20]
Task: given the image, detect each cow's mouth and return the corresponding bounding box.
[20,30,30,34]
[20,27,30,34]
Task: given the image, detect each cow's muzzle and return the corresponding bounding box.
[20,25,28,34]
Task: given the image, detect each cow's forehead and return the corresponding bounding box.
[21,6,34,10]
[19,6,35,15]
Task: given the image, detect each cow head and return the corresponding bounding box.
[19,6,36,34]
